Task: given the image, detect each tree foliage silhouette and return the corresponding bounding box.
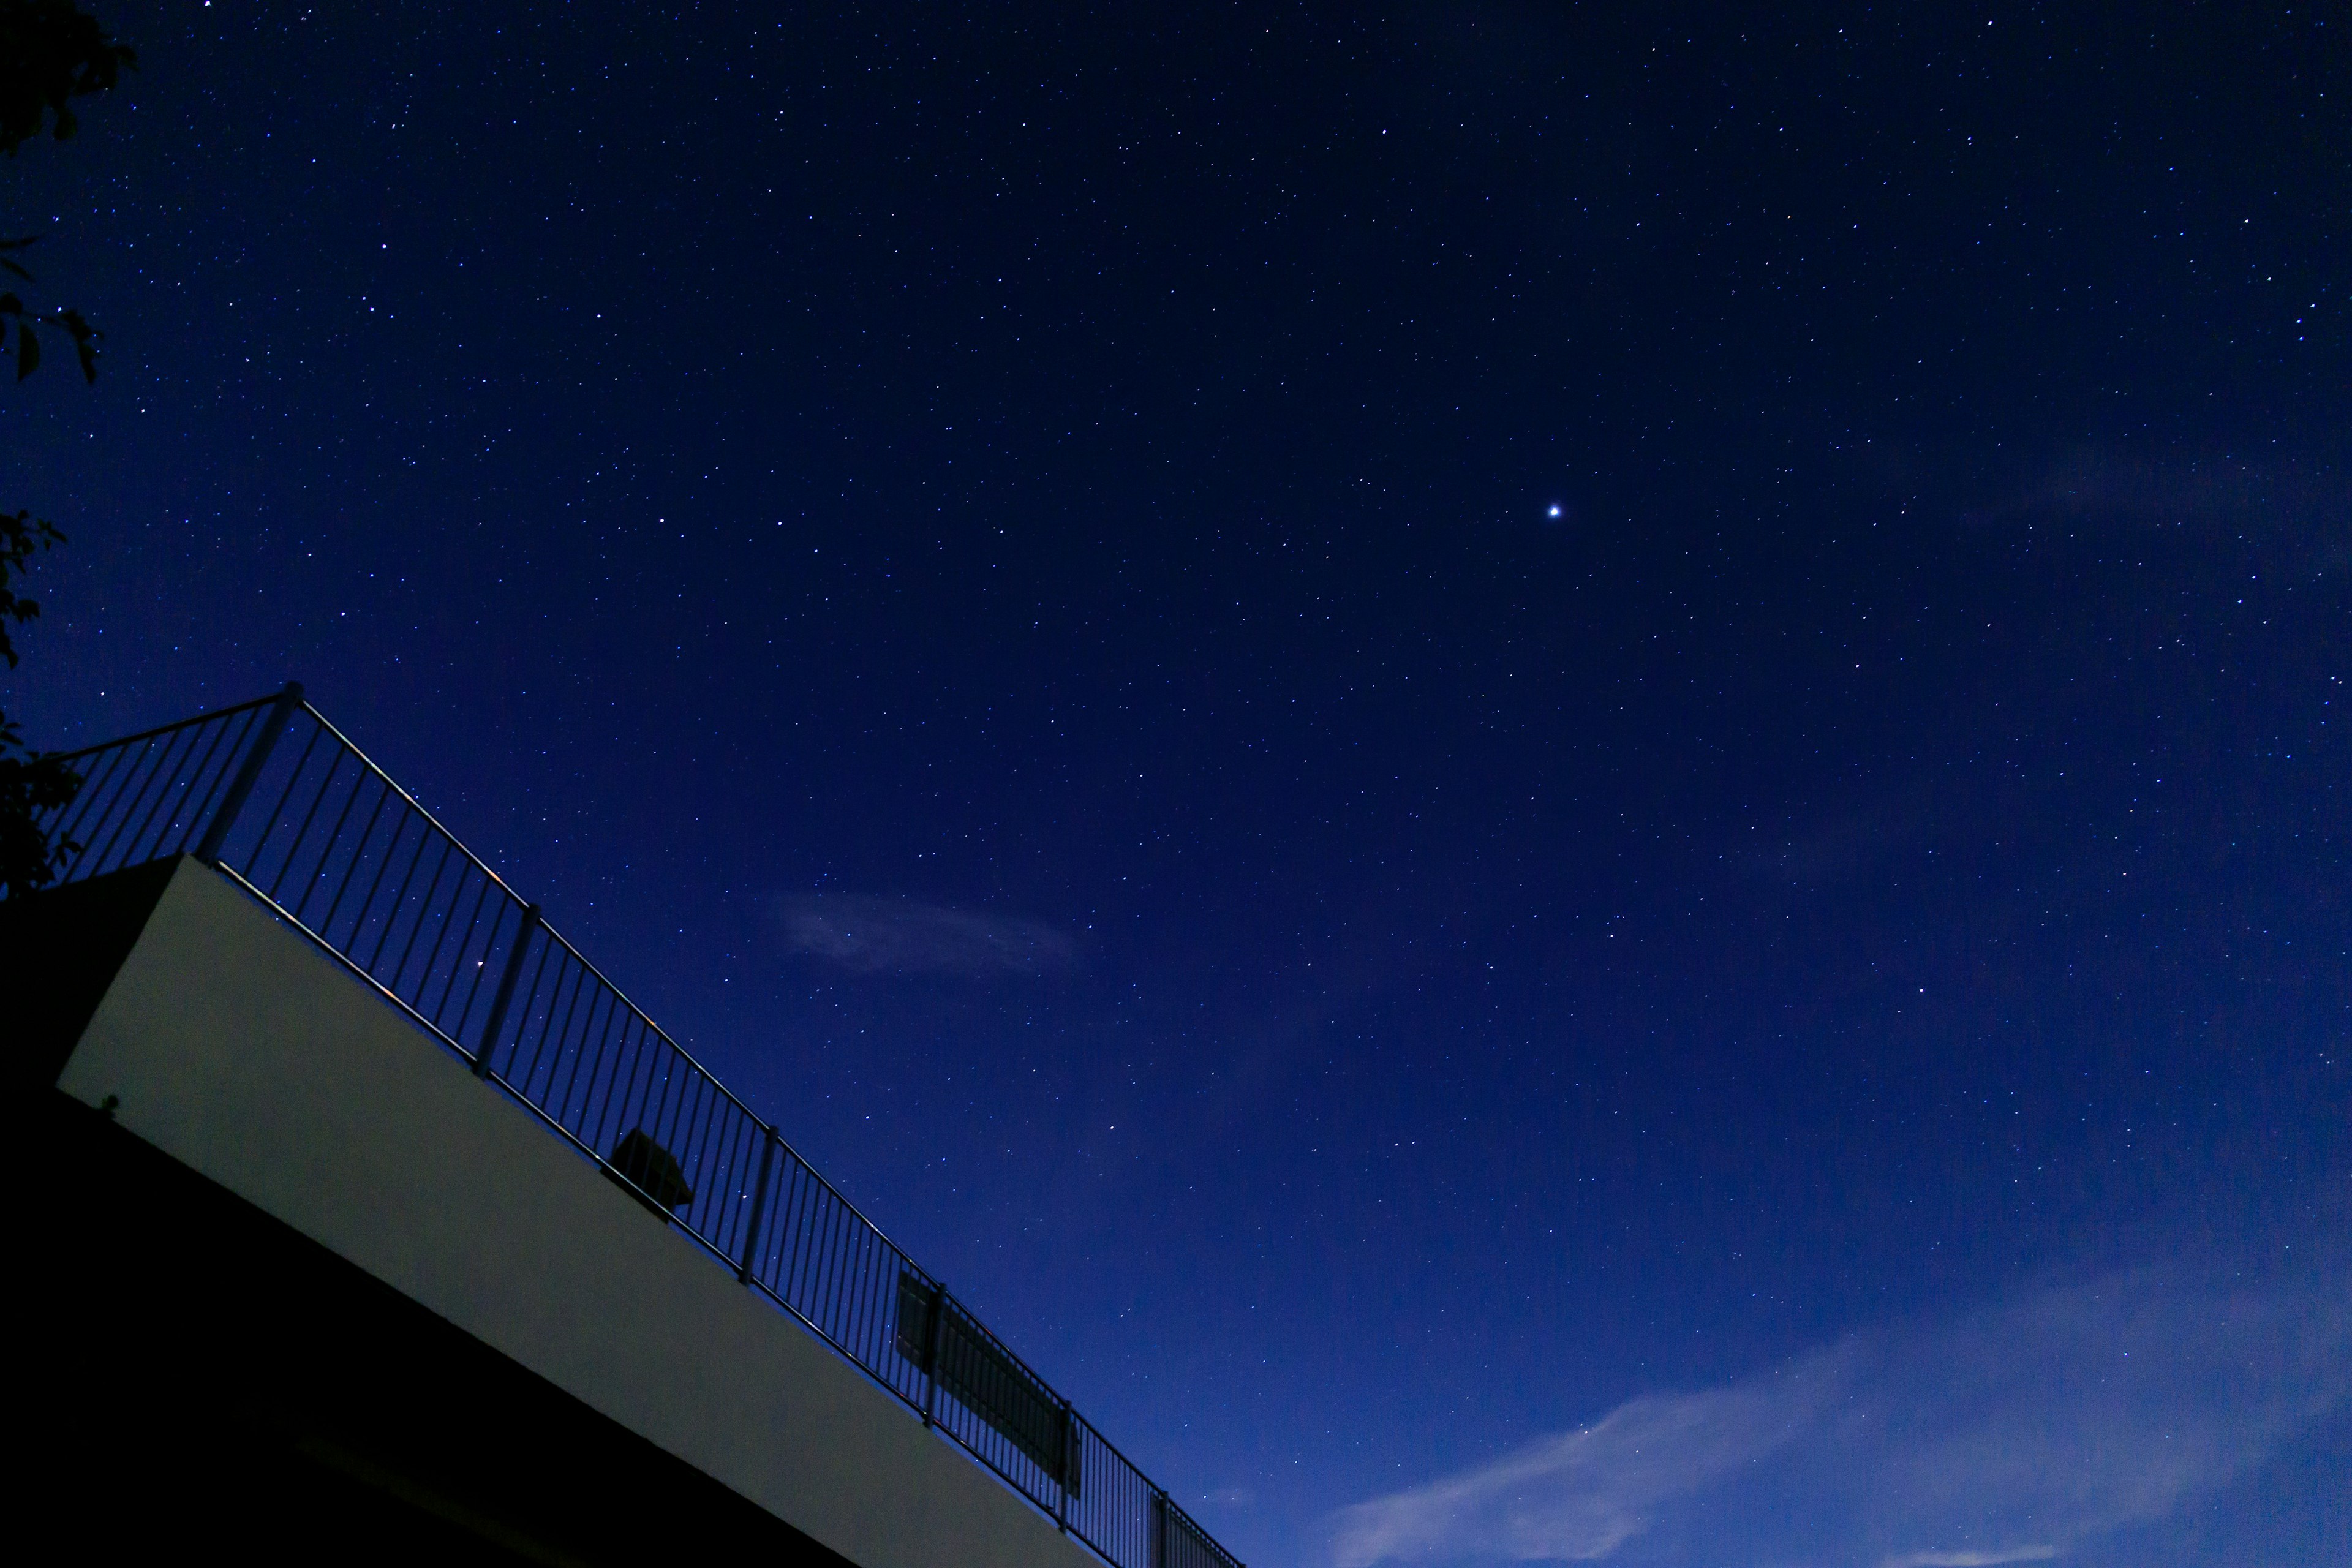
[1,0,134,895]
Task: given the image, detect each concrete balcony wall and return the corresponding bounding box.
[51,856,1096,1568]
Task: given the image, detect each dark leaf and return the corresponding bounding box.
[0,258,29,283]
[0,294,21,316]
[15,323,36,380]
[61,310,98,381]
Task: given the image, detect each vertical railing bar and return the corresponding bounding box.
[574,999,614,1143]
[575,1003,616,1143]
[508,948,568,1099]
[536,968,587,1115]
[359,807,428,972]
[454,891,524,1039]
[681,1087,723,1240]
[435,876,500,1031]
[175,707,266,856]
[537,960,595,1109]
[809,1193,843,1325]
[845,1227,871,1356]
[597,1003,644,1145]
[267,743,349,902]
[643,1037,688,1154]
[89,739,175,860]
[193,682,306,865]
[548,973,610,1124]
[86,734,177,870]
[623,1016,671,1145]
[712,1109,748,1248]
[98,736,186,867]
[631,1030,671,1146]
[784,1163,819,1302]
[245,717,323,872]
[671,1079,711,1224]
[39,760,110,873]
[785,1166,813,1297]
[379,820,439,981]
[315,774,395,937]
[498,949,550,1096]
[921,1280,948,1428]
[755,1154,793,1288]
[797,1167,831,1309]
[725,1109,756,1246]
[568,973,612,1120]
[343,809,407,968]
[47,734,133,849]
[162,710,246,856]
[1057,1389,1072,1532]
[393,839,458,994]
[472,902,543,1078]
[499,922,562,1077]
[707,1113,739,1251]
[188,710,262,838]
[584,996,633,1137]
[842,1213,870,1354]
[538,958,591,1105]
[86,736,175,870]
[420,872,483,1027]
[728,1115,767,1259]
[833,1202,865,1340]
[834,1204,863,1346]
[762,1159,794,1295]
[288,753,370,922]
[860,1231,893,1366]
[47,733,136,842]
[616,1009,671,1153]
[582,1002,635,1152]
[787,1165,817,1297]
[115,725,199,866]
[858,1219,888,1356]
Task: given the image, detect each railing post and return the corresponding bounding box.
[1153,1487,1168,1568]
[921,1281,949,1428]
[1055,1398,1072,1532]
[472,902,542,1079]
[192,682,304,865]
[736,1126,778,1284]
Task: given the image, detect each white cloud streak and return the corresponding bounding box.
[1330,1245,2348,1568]
[778,894,1077,978]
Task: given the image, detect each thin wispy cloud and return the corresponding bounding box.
[1960,448,2351,579]
[778,893,1077,979]
[1330,1243,2348,1568]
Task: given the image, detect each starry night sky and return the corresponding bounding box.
[10,5,2348,1565]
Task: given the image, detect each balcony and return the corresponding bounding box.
[13,685,1238,1568]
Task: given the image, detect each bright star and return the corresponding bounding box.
[1547,503,1563,519]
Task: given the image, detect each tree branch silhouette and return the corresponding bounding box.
[1,0,135,895]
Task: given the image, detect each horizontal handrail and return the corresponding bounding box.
[19,687,1242,1568]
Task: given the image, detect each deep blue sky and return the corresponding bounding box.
[10,4,2348,1564]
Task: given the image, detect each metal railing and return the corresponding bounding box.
[23,685,1240,1568]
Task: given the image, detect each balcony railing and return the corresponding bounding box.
[23,684,1239,1568]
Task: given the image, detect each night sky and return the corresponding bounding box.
[11,4,2349,1564]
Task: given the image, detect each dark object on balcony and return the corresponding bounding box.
[607,1130,693,1218]
[897,1272,1079,1494]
